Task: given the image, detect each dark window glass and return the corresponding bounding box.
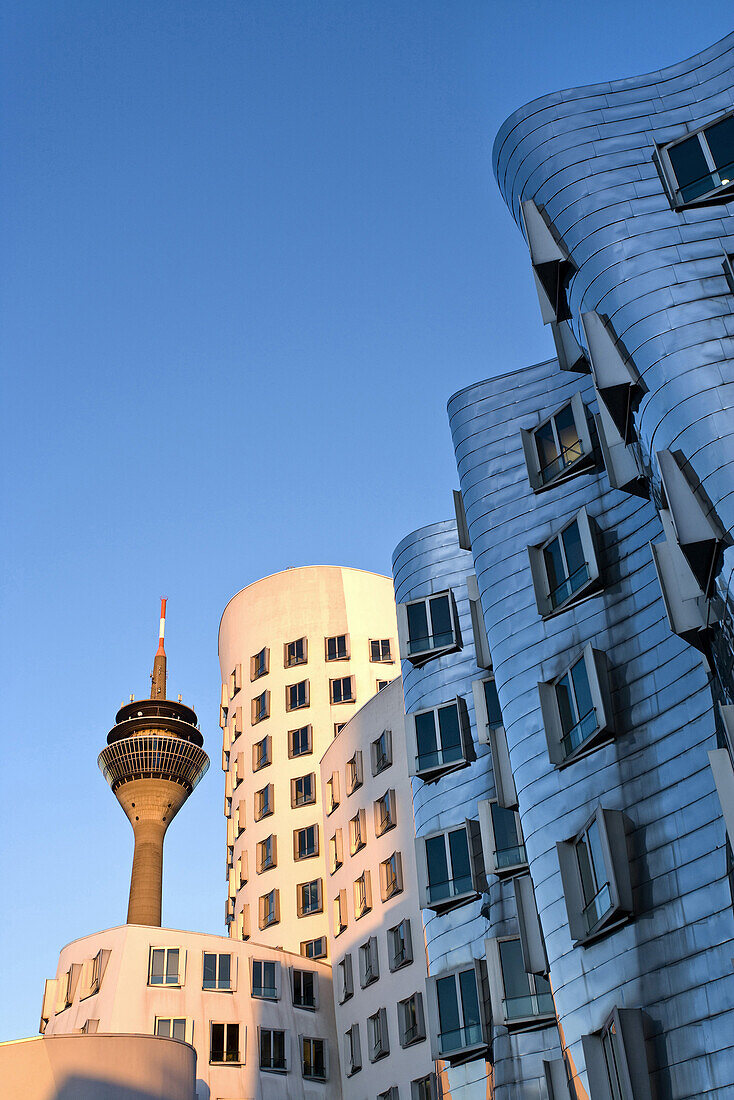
[436,975,460,1044]
[705,115,734,174]
[429,595,453,646]
[406,602,429,650]
[668,135,712,201]
[483,679,503,729]
[425,835,449,900]
[491,803,525,867]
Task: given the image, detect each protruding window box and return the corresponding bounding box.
[655,112,734,209]
[551,319,589,373]
[557,807,633,946]
[529,508,602,619]
[472,676,516,808]
[656,448,730,598]
[397,590,461,667]
[520,199,575,325]
[521,393,594,493]
[582,1007,654,1100]
[417,822,484,912]
[538,644,614,767]
[479,799,527,877]
[595,400,647,497]
[486,937,554,1032]
[581,312,646,443]
[407,697,473,782]
[427,960,490,1065]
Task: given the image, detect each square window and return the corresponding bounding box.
[420,823,482,911]
[155,1017,187,1042]
[329,829,343,873]
[538,644,613,766]
[285,637,307,667]
[331,676,355,704]
[148,948,181,987]
[368,1007,390,1061]
[399,591,460,666]
[254,784,274,821]
[374,789,396,836]
[388,918,413,971]
[408,698,472,781]
[380,852,403,901]
[301,1036,326,1080]
[256,834,277,873]
[202,952,232,991]
[582,1007,652,1100]
[260,1026,287,1072]
[210,1021,240,1064]
[370,638,393,663]
[325,634,350,661]
[251,646,269,681]
[297,879,323,917]
[344,1023,361,1076]
[658,113,734,206]
[252,735,271,771]
[252,959,278,999]
[286,679,310,712]
[398,992,426,1048]
[377,679,390,691]
[289,724,312,758]
[292,968,316,1009]
[291,773,316,808]
[432,962,488,1059]
[294,824,319,861]
[258,889,279,929]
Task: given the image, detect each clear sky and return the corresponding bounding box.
[1,0,731,1040]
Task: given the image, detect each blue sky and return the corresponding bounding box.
[1,1,731,1040]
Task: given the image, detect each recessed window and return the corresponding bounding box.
[368,1007,390,1061]
[252,734,271,771]
[538,644,613,766]
[251,690,270,725]
[329,829,343,873]
[251,646,269,681]
[294,824,318,861]
[349,809,366,855]
[210,1021,241,1065]
[258,889,279,929]
[398,991,426,1048]
[301,1036,327,1081]
[371,728,392,775]
[289,724,312,758]
[521,393,592,491]
[380,852,403,901]
[286,679,310,712]
[260,1027,287,1072]
[148,947,181,987]
[488,937,554,1029]
[252,959,278,999]
[387,918,413,971]
[334,890,348,936]
[338,954,353,1002]
[292,968,316,1009]
[334,721,346,736]
[344,1023,362,1076]
[419,823,482,911]
[658,113,734,206]
[359,936,379,988]
[412,1075,439,1100]
[330,675,355,704]
[354,871,372,919]
[300,937,326,960]
[291,773,316,808]
[326,771,340,814]
[256,834,276,873]
[582,1007,653,1100]
[557,807,633,945]
[297,879,323,917]
[325,634,349,661]
[229,664,242,698]
[529,508,601,617]
[254,783,274,821]
[379,1088,399,1100]
[432,963,487,1061]
[285,637,307,667]
[202,952,232,991]
[377,678,390,691]
[399,590,460,666]
[408,698,472,780]
[370,638,393,663]
[346,750,363,794]
[374,789,396,836]
[155,1017,187,1042]
[479,799,527,876]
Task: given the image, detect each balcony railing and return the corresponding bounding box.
[539,440,584,484]
[416,742,464,773]
[503,991,554,1020]
[438,1022,483,1055]
[582,881,612,933]
[549,562,590,610]
[496,843,527,869]
[561,707,598,758]
[407,630,455,656]
[427,874,473,905]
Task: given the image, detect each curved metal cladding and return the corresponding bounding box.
[448,359,734,1099]
[392,519,562,1099]
[492,33,734,695]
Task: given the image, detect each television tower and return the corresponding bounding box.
[98,599,209,925]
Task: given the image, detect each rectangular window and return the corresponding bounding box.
[379,1089,399,1100]
[297,879,323,917]
[254,783,274,821]
[359,936,379,987]
[300,937,326,960]
[286,679,310,711]
[538,644,612,766]
[289,724,312,758]
[374,789,396,836]
[377,678,390,691]
[331,676,355,704]
[435,965,485,1057]
[251,689,270,725]
[349,809,366,855]
[294,824,318,861]
[338,954,353,1002]
[354,871,372,918]
[659,113,734,206]
[251,646,269,681]
[400,590,459,665]
[412,1076,438,1100]
[285,637,307,667]
[371,728,392,775]
[260,1027,287,1072]
[148,947,181,987]
[155,1017,187,1041]
[291,773,316,807]
[368,1007,390,1061]
[398,992,426,1047]
[346,750,363,794]
[388,918,413,971]
[258,889,279,929]
[582,1007,652,1100]
[325,634,349,661]
[252,734,271,771]
[302,1036,326,1080]
[529,508,600,617]
[521,393,591,491]
[344,1023,362,1076]
[334,889,348,935]
[292,968,316,1009]
[252,959,278,999]
[229,664,242,697]
[380,852,403,901]
[408,698,472,780]
[256,834,276,873]
[334,721,346,736]
[202,952,232,991]
[329,829,343,873]
[557,807,633,945]
[495,938,553,1025]
[370,638,393,663]
[326,771,340,813]
[422,826,476,908]
[479,799,527,876]
[210,1021,240,1064]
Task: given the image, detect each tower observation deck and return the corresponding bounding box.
[98,599,209,926]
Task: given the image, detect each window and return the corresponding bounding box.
[329,829,343,873]
[331,675,355,704]
[529,508,601,617]
[582,1007,653,1100]
[155,1017,187,1042]
[557,807,633,945]
[285,637,307,667]
[368,1007,390,1061]
[412,1075,439,1100]
[256,834,276,873]
[374,789,396,836]
[251,959,278,1000]
[236,905,250,941]
[260,1027,287,1072]
[252,734,271,771]
[349,809,366,854]
[229,664,242,697]
[408,698,472,780]
[473,678,517,807]
[346,750,363,794]
[286,679,310,711]
[87,949,108,997]
[431,962,488,1061]
[292,968,316,1009]
[377,678,390,691]
[380,852,403,901]
[210,1021,241,1064]
[379,1088,399,1100]
[370,638,393,663]
[419,823,482,910]
[338,954,353,1002]
[399,590,460,665]
[581,311,645,444]
[325,634,349,661]
[291,773,316,807]
[520,198,575,323]
[294,824,318,861]
[538,644,613,766]
[486,936,553,1029]
[388,918,413,971]
[302,1036,327,1080]
[251,690,270,724]
[521,393,592,491]
[297,879,323,917]
[359,936,379,987]
[344,1023,362,1076]
[657,448,725,598]
[334,721,346,735]
[326,771,340,813]
[398,992,426,1047]
[289,724,312,758]
[254,783,274,821]
[473,676,503,739]
[479,799,527,876]
[658,113,734,206]
[371,728,392,775]
[251,646,269,681]
[354,871,372,918]
[258,889,279,929]
[467,572,491,669]
[203,952,232,991]
[334,889,348,935]
[148,948,182,987]
[300,937,326,960]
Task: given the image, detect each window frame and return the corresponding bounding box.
[426,959,489,1064]
[284,637,308,668]
[374,788,397,837]
[300,936,327,960]
[291,772,316,808]
[371,728,393,775]
[485,935,555,1031]
[538,643,613,767]
[251,689,270,725]
[291,966,317,1011]
[202,951,234,992]
[256,833,277,874]
[288,724,313,759]
[344,1022,362,1077]
[353,869,373,919]
[380,851,403,902]
[556,806,633,946]
[294,823,319,862]
[417,820,484,912]
[148,947,184,988]
[251,958,280,1001]
[250,646,269,681]
[330,674,355,705]
[346,750,363,795]
[326,770,340,814]
[154,1016,190,1043]
[582,1007,653,1100]
[528,507,601,618]
[387,917,413,971]
[472,676,516,807]
[258,888,280,930]
[397,589,461,667]
[300,1034,327,1081]
[655,112,734,209]
[297,878,323,918]
[349,808,366,855]
[521,392,593,492]
[252,733,271,771]
[478,798,527,877]
[286,678,310,712]
[367,1006,390,1062]
[254,782,274,822]
[369,638,394,663]
[209,1020,242,1065]
[328,828,343,873]
[325,633,350,661]
[406,696,473,781]
[338,953,354,1003]
[334,889,348,936]
[398,991,426,1048]
[259,1025,288,1074]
